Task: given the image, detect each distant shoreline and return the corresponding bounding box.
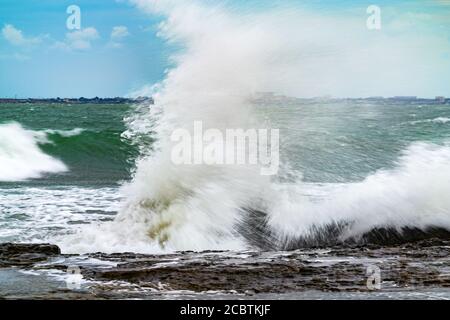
[251,93,449,105]
[0,97,153,104]
[0,96,448,105]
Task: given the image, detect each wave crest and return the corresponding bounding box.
[0,122,68,181]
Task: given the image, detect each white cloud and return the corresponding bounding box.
[108,26,130,48]
[55,27,100,51]
[111,26,130,40]
[2,24,41,46]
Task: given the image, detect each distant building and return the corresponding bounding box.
[436,96,446,103]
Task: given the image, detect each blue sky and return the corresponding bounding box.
[0,0,169,98]
[1,0,450,98]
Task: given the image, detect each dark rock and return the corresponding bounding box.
[0,243,61,267]
[0,240,449,299]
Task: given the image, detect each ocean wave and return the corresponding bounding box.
[32,128,86,144]
[53,2,450,254]
[268,142,450,248]
[0,122,68,181]
[42,128,86,138]
[410,117,450,125]
[0,186,121,244]
[58,140,450,254]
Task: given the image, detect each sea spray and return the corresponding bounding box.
[55,1,450,253]
[268,142,450,245]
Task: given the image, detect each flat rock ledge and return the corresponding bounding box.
[0,240,449,299]
[0,243,61,267]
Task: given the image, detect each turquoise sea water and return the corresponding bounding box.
[0,103,136,187]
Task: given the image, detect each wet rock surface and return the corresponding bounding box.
[0,239,449,299]
[0,243,61,267]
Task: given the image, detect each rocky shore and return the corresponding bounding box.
[0,239,449,299]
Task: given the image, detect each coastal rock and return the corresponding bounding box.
[82,239,450,295]
[0,240,449,299]
[0,243,61,267]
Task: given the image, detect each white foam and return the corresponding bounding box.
[43,128,86,137]
[0,186,121,244]
[0,122,68,181]
[410,117,450,125]
[269,142,450,240]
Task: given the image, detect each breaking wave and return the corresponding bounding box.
[57,1,450,253]
[410,117,450,125]
[0,122,69,181]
